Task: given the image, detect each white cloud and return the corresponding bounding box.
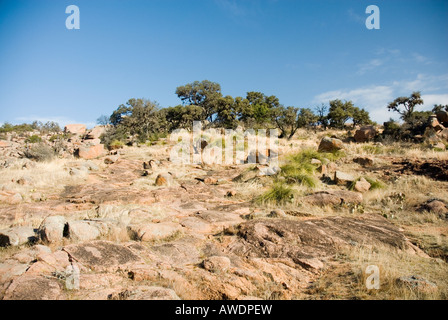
[314,85,395,124]
[313,74,448,124]
[420,94,448,111]
[357,59,384,75]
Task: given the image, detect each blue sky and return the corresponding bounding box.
[0,0,447,128]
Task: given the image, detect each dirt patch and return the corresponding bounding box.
[392,159,448,182]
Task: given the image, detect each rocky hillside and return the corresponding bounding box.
[0,124,447,300]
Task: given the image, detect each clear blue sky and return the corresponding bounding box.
[1,0,447,128]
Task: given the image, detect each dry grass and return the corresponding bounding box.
[308,243,448,300]
[0,158,91,197]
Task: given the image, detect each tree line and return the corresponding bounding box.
[99,80,374,145]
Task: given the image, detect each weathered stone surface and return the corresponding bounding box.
[304,190,363,206]
[334,171,356,185]
[155,173,172,186]
[63,241,142,271]
[231,215,412,266]
[127,222,181,242]
[0,226,37,247]
[108,286,180,300]
[354,126,377,143]
[104,155,119,164]
[354,178,371,193]
[0,261,29,284]
[0,191,22,204]
[179,217,213,234]
[3,275,65,300]
[0,140,11,148]
[66,220,101,242]
[267,209,287,218]
[318,137,343,153]
[85,126,106,140]
[438,128,448,141]
[76,144,105,160]
[150,240,201,266]
[143,160,158,170]
[39,216,67,243]
[64,124,86,135]
[202,256,231,273]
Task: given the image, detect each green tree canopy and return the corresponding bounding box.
[175,80,222,123]
[387,91,424,122]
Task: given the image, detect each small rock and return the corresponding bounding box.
[226,190,236,197]
[143,160,158,170]
[354,178,371,193]
[155,173,172,186]
[127,222,181,242]
[354,126,377,143]
[334,171,356,185]
[353,156,374,167]
[420,199,448,215]
[104,155,119,164]
[203,177,218,185]
[267,209,287,218]
[318,137,343,153]
[202,256,231,273]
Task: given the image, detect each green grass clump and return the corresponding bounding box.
[348,177,386,191]
[279,148,341,188]
[257,182,294,205]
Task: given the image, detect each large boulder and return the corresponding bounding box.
[39,216,67,243]
[438,128,448,142]
[64,124,86,135]
[3,275,65,300]
[353,178,371,193]
[66,221,101,242]
[436,111,448,126]
[334,171,356,186]
[85,126,106,140]
[318,137,343,153]
[354,126,377,143]
[0,227,37,247]
[76,144,105,160]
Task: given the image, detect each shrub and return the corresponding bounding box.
[22,143,55,162]
[25,135,42,143]
[109,139,125,150]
